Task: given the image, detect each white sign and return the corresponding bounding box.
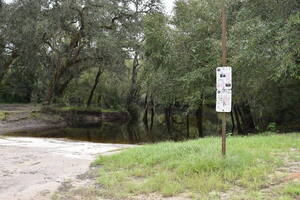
[216,67,232,90]
[216,67,232,113]
[216,89,232,112]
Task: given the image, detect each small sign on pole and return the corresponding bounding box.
[216,67,232,113]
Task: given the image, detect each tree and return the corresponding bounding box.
[228,0,300,132]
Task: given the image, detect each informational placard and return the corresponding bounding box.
[216,67,232,90]
[216,89,232,112]
[216,67,232,113]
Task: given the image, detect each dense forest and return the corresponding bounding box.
[1,0,300,137]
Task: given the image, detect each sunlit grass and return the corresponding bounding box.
[0,111,6,120]
[94,133,300,199]
[283,182,300,197]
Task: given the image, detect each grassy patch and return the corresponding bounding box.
[283,182,300,197]
[94,133,300,199]
[0,110,6,120]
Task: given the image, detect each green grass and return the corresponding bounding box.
[0,110,6,120]
[283,182,300,197]
[94,133,300,199]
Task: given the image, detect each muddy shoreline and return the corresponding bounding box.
[0,104,128,135]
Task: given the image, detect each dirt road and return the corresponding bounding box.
[0,137,133,200]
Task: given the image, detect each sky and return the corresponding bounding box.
[4,0,175,13]
[163,0,175,14]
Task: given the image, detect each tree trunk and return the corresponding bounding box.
[97,93,102,105]
[45,79,56,105]
[0,55,19,83]
[239,103,256,133]
[186,113,190,138]
[55,74,74,97]
[150,96,155,131]
[127,120,139,144]
[87,66,102,107]
[143,94,149,132]
[235,103,256,134]
[233,104,243,134]
[196,104,204,138]
[244,104,256,132]
[236,104,247,135]
[169,105,173,129]
[165,106,172,133]
[230,111,235,134]
[45,64,64,105]
[127,51,139,108]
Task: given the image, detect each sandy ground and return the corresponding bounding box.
[0,137,133,200]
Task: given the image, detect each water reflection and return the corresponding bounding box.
[4,114,219,144]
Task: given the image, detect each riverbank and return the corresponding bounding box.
[0,104,128,135]
[0,104,66,134]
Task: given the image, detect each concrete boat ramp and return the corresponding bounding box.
[0,137,133,200]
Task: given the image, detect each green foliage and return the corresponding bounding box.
[1,0,300,133]
[0,0,161,106]
[225,0,300,131]
[267,122,278,132]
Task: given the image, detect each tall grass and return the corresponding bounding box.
[94,133,300,198]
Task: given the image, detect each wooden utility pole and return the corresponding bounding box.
[221,1,228,156]
[221,3,228,66]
